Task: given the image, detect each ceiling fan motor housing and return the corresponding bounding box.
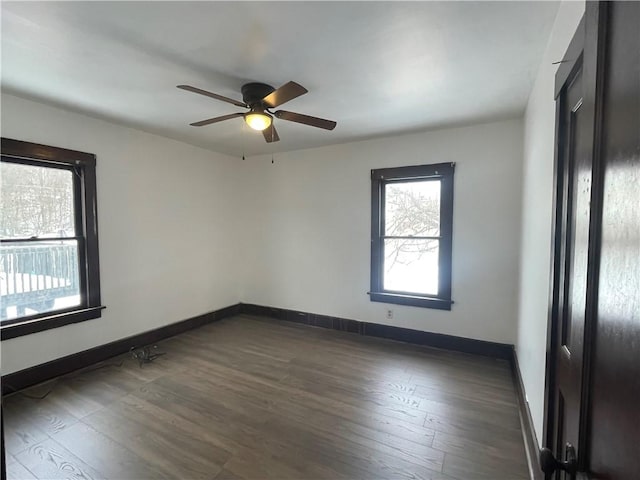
[241,82,276,107]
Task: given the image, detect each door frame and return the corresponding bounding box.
[543,2,608,475]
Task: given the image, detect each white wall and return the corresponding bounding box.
[0,94,243,374]
[0,97,524,375]
[0,91,535,376]
[240,118,524,345]
[516,0,585,446]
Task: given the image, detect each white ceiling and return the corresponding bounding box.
[1,1,558,157]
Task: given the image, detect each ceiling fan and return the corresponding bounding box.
[177,81,336,143]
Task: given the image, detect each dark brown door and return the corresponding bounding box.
[586,1,640,478]
[545,2,640,479]
[546,15,593,479]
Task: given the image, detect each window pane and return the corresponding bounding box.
[0,162,75,239]
[385,180,440,237]
[383,238,439,295]
[0,240,81,320]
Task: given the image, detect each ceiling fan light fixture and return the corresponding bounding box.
[245,111,272,131]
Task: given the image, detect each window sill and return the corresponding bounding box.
[1,306,105,340]
[369,292,452,311]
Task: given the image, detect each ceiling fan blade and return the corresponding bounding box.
[178,85,246,108]
[274,110,337,130]
[190,113,244,127]
[262,124,280,143]
[262,81,308,108]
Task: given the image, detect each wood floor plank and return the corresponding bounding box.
[135,376,271,436]
[187,360,429,428]
[222,445,327,480]
[432,430,528,474]
[83,406,224,479]
[54,421,170,480]
[278,373,427,424]
[262,412,445,478]
[6,459,38,480]
[178,362,446,475]
[4,395,79,437]
[15,438,104,480]
[26,382,104,419]
[424,411,522,445]
[414,382,519,411]
[4,315,528,480]
[414,384,522,433]
[186,363,439,453]
[442,450,529,480]
[128,381,351,479]
[280,367,424,412]
[3,414,48,456]
[287,359,417,391]
[101,394,232,466]
[213,468,245,480]
[120,388,250,454]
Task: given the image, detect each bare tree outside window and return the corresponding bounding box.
[384,180,441,295]
[1,162,74,238]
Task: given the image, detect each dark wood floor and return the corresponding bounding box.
[3,314,529,479]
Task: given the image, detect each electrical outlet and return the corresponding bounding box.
[386,309,394,320]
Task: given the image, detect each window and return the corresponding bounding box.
[370,162,454,310]
[1,138,103,339]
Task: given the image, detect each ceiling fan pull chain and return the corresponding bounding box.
[241,121,246,160]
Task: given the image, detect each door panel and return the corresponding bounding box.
[551,49,593,479]
[587,2,640,479]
